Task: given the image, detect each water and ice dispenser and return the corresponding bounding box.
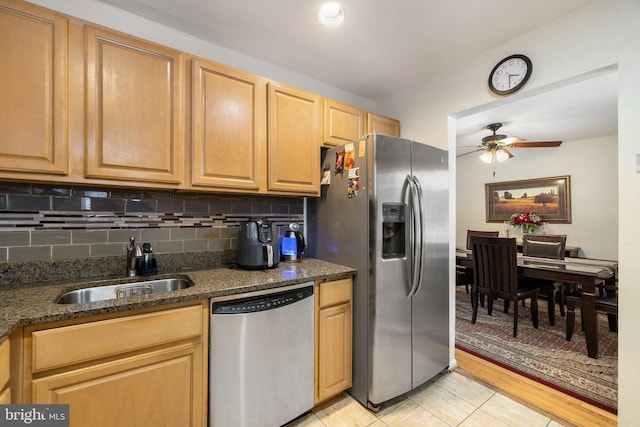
[382,203,406,258]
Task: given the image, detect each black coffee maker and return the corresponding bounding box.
[237,219,279,269]
[280,222,305,262]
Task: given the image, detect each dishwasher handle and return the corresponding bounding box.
[212,285,313,315]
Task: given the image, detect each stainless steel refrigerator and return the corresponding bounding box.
[308,133,449,409]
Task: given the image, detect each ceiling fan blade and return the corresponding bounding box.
[501,136,522,144]
[508,141,563,148]
[456,148,485,158]
[500,147,514,159]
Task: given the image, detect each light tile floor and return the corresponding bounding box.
[285,370,567,427]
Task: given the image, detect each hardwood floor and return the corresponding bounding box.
[455,348,617,427]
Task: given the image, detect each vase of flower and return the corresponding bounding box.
[509,212,543,236]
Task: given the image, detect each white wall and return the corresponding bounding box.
[457,135,618,260]
[377,0,640,422]
[26,0,376,112]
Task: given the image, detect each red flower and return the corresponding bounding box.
[509,212,542,230]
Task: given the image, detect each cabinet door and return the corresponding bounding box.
[317,302,352,403]
[191,59,266,192]
[367,113,400,137]
[85,26,184,185]
[32,343,203,427]
[0,339,9,404]
[0,387,9,404]
[267,82,321,195]
[324,99,365,147]
[0,0,68,175]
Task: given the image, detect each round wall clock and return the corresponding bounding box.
[488,54,532,96]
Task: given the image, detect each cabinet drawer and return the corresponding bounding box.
[319,278,352,308]
[31,305,203,372]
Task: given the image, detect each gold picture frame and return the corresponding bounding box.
[485,175,571,223]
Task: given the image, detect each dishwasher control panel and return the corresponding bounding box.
[212,286,313,315]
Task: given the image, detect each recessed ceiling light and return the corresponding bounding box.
[317,2,345,26]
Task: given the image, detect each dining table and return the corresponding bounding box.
[456,248,618,359]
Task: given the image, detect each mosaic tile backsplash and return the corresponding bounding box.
[0,182,304,266]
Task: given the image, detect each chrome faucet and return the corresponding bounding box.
[126,237,142,276]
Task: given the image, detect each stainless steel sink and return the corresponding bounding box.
[55,278,194,304]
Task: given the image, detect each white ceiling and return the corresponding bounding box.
[93,0,617,155]
[455,70,619,157]
[95,0,593,101]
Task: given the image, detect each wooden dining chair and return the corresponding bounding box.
[470,236,539,337]
[457,230,499,295]
[520,234,567,326]
[565,291,618,341]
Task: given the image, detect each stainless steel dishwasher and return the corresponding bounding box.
[209,282,315,427]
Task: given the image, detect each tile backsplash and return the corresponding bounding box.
[0,182,304,264]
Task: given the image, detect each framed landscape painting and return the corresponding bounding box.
[485,175,571,223]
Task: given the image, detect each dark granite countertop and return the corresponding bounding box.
[0,258,356,343]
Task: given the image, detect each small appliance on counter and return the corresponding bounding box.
[137,242,158,276]
[281,222,305,262]
[237,219,279,270]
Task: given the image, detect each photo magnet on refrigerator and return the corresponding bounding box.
[335,151,345,173]
[321,164,331,185]
[347,167,360,198]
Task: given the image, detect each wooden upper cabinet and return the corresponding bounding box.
[85,26,184,186]
[367,112,400,137]
[190,59,266,192]
[0,0,68,176]
[323,99,366,147]
[267,82,321,195]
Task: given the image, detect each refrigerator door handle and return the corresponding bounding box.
[406,175,422,297]
[411,175,426,296]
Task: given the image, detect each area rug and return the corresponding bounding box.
[454,289,618,413]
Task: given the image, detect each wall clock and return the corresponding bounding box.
[488,54,532,96]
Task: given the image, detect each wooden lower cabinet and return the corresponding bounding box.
[315,277,353,404]
[0,339,10,404]
[0,387,9,404]
[22,301,208,427]
[32,343,200,426]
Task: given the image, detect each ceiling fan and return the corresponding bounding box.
[457,122,563,163]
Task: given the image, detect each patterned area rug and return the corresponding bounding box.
[455,289,618,413]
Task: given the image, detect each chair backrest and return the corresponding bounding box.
[522,234,567,260]
[466,230,500,250]
[470,236,519,294]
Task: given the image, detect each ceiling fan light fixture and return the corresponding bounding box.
[479,148,511,164]
[318,2,345,26]
[495,148,511,162]
[479,151,494,164]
